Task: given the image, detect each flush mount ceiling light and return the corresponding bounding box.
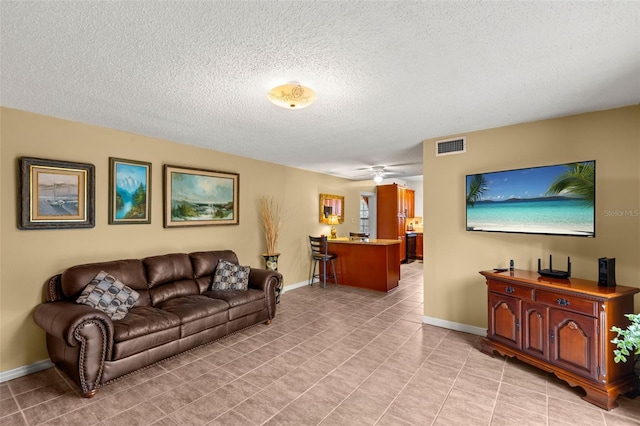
[267,83,316,109]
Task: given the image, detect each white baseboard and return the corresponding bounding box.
[422,316,486,337]
[281,279,312,293]
[0,359,53,383]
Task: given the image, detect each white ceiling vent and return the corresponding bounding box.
[435,137,466,157]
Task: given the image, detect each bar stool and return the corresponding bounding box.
[308,235,338,288]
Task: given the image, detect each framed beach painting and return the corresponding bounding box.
[18,157,95,229]
[163,165,239,228]
[109,158,151,224]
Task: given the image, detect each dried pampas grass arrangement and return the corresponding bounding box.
[258,196,282,255]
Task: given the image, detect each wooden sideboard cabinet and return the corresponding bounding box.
[480,269,639,410]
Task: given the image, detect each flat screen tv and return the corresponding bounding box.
[466,161,595,237]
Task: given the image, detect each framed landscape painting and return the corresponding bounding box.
[109,157,151,224]
[18,157,95,229]
[163,165,239,228]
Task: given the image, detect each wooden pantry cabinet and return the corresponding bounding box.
[480,269,639,410]
[376,184,415,263]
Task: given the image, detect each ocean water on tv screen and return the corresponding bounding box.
[467,198,594,236]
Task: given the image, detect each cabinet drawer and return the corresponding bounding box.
[488,280,533,301]
[536,290,598,317]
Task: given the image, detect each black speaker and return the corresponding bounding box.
[598,257,616,287]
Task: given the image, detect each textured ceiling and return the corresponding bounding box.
[1,1,639,180]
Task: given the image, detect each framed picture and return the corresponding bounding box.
[18,157,95,229]
[109,157,152,224]
[163,164,239,228]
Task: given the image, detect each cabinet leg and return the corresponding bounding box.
[582,387,617,411]
[480,338,497,357]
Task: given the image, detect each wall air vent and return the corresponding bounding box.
[435,137,466,157]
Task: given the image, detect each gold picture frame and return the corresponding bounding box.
[163,164,239,228]
[319,193,344,224]
[18,157,95,229]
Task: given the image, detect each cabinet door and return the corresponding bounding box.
[523,302,548,360]
[398,235,406,262]
[406,189,415,218]
[549,308,598,380]
[397,187,406,217]
[488,292,521,349]
[376,184,400,239]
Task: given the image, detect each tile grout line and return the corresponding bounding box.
[372,324,448,426]
[257,280,424,424]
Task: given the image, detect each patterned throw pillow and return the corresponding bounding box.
[211,259,250,291]
[76,271,139,320]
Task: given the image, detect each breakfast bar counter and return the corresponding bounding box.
[327,238,401,292]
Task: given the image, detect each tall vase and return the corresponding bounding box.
[262,253,282,304]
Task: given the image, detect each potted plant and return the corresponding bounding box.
[611,313,640,368]
[258,196,283,301]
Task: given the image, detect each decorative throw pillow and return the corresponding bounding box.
[76,270,139,320]
[211,259,250,291]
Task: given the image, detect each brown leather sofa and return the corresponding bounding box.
[33,250,281,397]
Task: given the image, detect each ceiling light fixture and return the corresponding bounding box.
[267,83,316,109]
[372,166,385,184]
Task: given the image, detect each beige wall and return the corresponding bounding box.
[423,105,640,328]
[0,107,368,372]
[3,106,638,373]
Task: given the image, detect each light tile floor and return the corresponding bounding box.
[1,262,639,425]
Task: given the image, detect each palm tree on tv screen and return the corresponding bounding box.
[546,162,595,206]
[466,174,488,207]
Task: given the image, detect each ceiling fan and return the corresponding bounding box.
[359,165,404,184]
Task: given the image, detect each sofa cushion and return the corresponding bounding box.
[190,250,240,293]
[112,306,181,341]
[190,250,239,278]
[61,259,151,306]
[76,271,140,320]
[211,260,250,291]
[111,306,181,360]
[158,295,230,337]
[144,253,199,305]
[203,289,266,320]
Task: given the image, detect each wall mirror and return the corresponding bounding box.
[319,193,344,224]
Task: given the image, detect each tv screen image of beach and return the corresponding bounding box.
[466,161,595,237]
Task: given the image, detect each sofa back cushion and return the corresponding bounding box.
[60,259,151,306]
[189,250,239,293]
[143,253,198,305]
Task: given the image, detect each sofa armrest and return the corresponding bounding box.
[34,301,115,396]
[248,268,280,291]
[34,301,114,355]
[248,269,282,318]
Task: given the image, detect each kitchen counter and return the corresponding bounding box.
[327,238,401,245]
[327,238,400,292]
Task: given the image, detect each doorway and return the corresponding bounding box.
[359,192,376,239]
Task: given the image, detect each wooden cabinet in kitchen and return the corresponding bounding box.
[376,184,415,263]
